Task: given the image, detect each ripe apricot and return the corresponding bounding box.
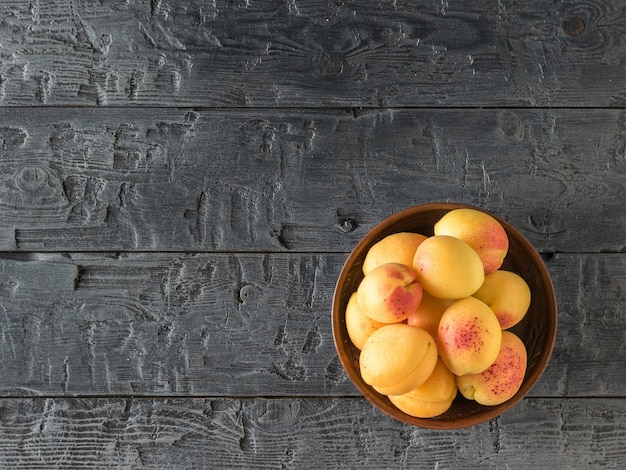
[387,358,458,418]
[434,208,509,274]
[406,291,454,340]
[357,262,423,323]
[413,235,484,299]
[362,232,427,275]
[473,270,531,329]
[457,331,528,406]
[359,324,437,396]
[437,296,502,376]
[345,292,387,350]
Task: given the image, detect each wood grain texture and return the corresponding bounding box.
[0,108,624,253]
[0,397,623,469]
[0,1,624,466]
[0,252,623,397]
[0,0,624,107]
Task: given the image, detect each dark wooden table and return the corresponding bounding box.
[0,1,625,468]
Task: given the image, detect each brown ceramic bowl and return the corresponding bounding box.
[332,203,557,429]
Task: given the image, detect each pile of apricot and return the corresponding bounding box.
[346,208,530,418]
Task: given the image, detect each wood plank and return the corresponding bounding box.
[0,252,623,397]
[0,1,625,107]
[0,108,624,253]
[0,397,623,469]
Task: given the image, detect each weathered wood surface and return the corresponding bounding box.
[0,397,623,469]
[0,252,622,398]
[1,0,626,467]
[0,0,624,107]
[1,108,624,253]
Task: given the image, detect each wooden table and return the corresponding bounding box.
[0,1,624,468]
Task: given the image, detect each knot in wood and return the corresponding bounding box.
[319,54,343,77]
[562,17,585,37]
[529,207,555,232]
[239,284,260,305]
[497,111,523,139]
[15,165,49,192]
[338,217,356,233]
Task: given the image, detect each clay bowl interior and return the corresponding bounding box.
[332,203,558,430]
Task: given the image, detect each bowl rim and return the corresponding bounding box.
[332,202,558,429]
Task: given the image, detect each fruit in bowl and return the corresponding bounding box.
[359,323,438,396]
[457,330,528,406]
[433,207,509,274]
[413,235,485,299]
[332,203,557,429]
[473,270,532,330]
[357,262,423,324]
[437,296,503,376]
[388,357,458,418]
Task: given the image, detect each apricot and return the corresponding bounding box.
[362,232,427,276]
[413,235,485,299]
[457,331,527,406]
[357,262,423,323]
[387,357,458,418]
[437,296,502,376]
[401,357,457,402]
[406,291,454,340]
[389,391,456,418]
[345,292,388,350]
[472,270,531,330]
[434,208,509,274]
[359,324,437,396]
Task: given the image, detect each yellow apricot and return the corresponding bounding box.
[359,324,437,395]
[388,390,457,418]
[406,291,454,340]
[413,235,485,299]
[373,341,438,396]
[362,232,427,275]
[457,331,528,406]
[388,378,457,418]
[402,357,457,402]
[472,270,531,330]
[434,208,509,274]
[345,292,387,350]
[437,296,502,376]
[357,262,423,323]
[387,357,459,418]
